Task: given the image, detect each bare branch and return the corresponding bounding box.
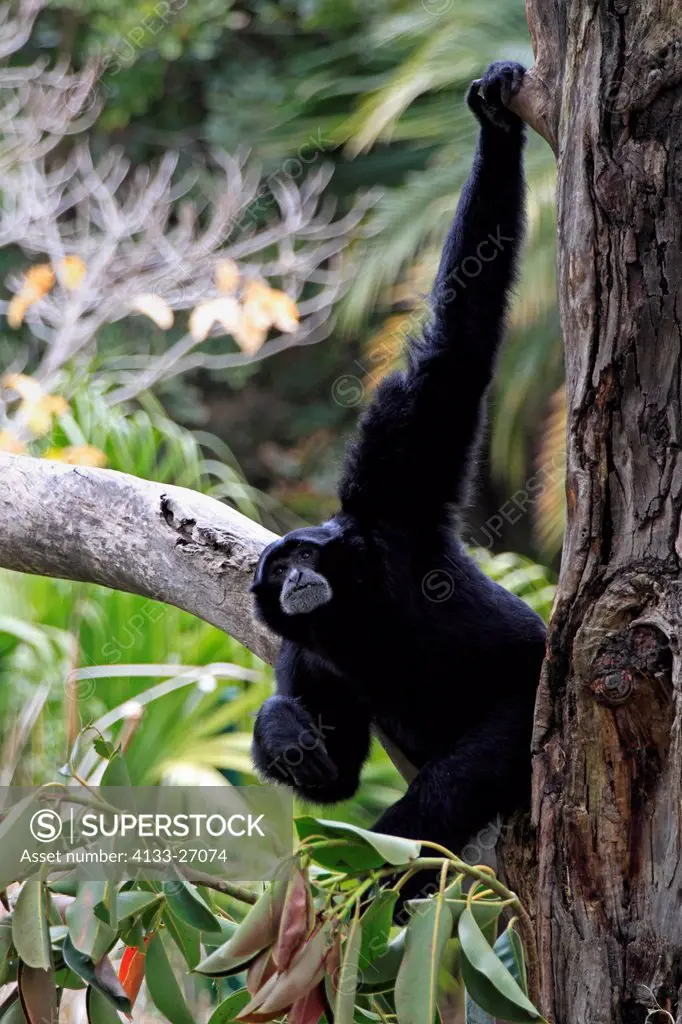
[0,451,419,783]
[0,452,279,663]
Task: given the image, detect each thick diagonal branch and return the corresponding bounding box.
[0,452,279,662]
[0,452,419,782]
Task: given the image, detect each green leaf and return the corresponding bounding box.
[12,882,51,970]
[0,920,13,984]
[1,998,26,1024]
[445,898,506,931]
[464,993,495,1024]
[145,932,196,1024]
[359,891,398,965]
[17,962,57,1024]
[394,895,453,1024]
[335,915,362,1024]
[195,880,286,977]
[494,925,528,995]
[115,890,164,923]
[62,937,131,1014]
[163,880,221,934]
[357,930,406,994]
[163,908,201,969]
[207,989,251,1024]
[55,968,86,990]
[295,818,420,870]
[86,986,124,1024]
[93,739,116,761]
[101,751,131,790]
[66,883,116,961]
[458,909,542,1023]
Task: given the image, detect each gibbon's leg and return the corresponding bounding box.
[371,698,533,858]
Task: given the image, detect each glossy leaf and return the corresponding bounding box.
[118,943,147,1006]
[208,989,252,1024]
[395,895,453,1024]
[164,880,221,934]
[66,883,116,961]
[357,929,406,994]
[0,920,13,984]
[458,909,542,1023]
[145,932,196,1024]
[163,908,201,968]
[17,962,57,1024]
[464,993,495,1024]
[1,999,26,1024]
[296,818,420,870]
[62,937,131,1014]
[100,750,132,790]
[359,891,398,965]
[288,983,326,1024]
[115,890,163,923]
[12,882,51,970]
[334,916,362,1024]
[86,987,124,1024]
[195,880,287,977]
[494,925,528,994]
[273,866,312,971]
[247,947,277,996]
[236,920,335,1021]
[444,898,505,932]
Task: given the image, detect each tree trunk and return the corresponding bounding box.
[514,2,682,1021]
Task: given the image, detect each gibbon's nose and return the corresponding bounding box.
[287,567,301,586]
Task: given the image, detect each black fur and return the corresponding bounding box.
[250,62,546,863]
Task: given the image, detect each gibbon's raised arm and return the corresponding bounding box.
[339,62,527,531]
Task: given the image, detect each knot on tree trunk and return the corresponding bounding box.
[589,624,671,707]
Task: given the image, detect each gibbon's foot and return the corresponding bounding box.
[466,61,526,132]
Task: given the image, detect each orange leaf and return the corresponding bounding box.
[119,941,148,1007]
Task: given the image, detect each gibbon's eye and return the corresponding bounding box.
[300,550,312,561]
[272,564,285,578]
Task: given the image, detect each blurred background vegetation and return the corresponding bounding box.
[0,0,563,820]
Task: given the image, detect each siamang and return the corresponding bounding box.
[250,62,547,862]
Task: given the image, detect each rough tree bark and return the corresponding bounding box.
[2,4,682,1019]
[508,2,682,1022]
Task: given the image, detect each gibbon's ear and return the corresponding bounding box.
[280,566,333,615]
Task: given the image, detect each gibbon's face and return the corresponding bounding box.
[251,527,336,622]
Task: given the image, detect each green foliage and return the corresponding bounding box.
[0,739,547,1024]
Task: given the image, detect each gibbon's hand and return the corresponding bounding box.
[252,694,339,791]
[466,60,526,132]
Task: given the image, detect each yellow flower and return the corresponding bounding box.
[58,255,87,290]
[6,264,56,327]
[0,430,26,454]
[2,375,69,435]
[131,293,174,330]
[189,297,243,343]
[215,258,240,293]
[44,445,107,467]
[242,281,299,334]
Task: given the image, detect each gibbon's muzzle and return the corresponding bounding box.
[279,566,333,616]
